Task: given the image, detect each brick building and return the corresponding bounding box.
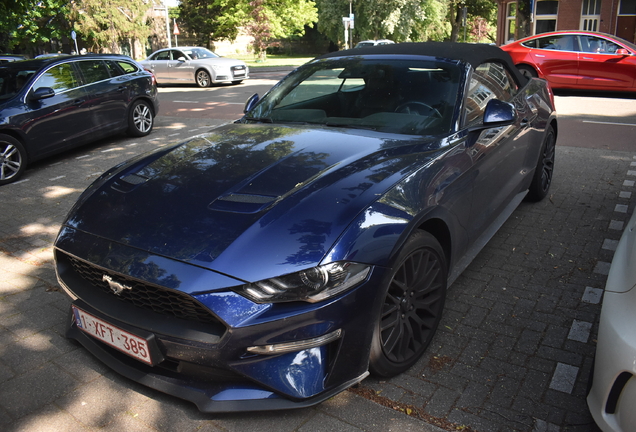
[496,0,636,45]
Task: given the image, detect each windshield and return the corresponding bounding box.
[245,57,461,135]
[183,48,220,59]
[0,66,38,101]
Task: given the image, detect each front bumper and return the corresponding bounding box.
[55,227,383,412]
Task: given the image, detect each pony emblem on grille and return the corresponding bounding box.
[103,274,132,295]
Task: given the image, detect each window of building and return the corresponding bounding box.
[619,0,636,14]
[506,2,517,43]
[581,0,601,31]
[534,0,559,34]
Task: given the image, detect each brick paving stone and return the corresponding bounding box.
[423,386,461,417]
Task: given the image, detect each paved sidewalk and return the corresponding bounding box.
[0,99,634,431]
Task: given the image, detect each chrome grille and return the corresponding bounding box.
[65,254,219,325]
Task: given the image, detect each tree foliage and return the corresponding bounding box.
[0,0,71,55]
[245,0,318,59]
[178,0,249,48]
[315,0,449,46]
[448,0,497,42]
[70,0,153,55]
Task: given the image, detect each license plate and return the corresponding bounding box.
[234,70,245,76]
[72,306,153,365]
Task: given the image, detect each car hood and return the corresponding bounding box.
[63,123,445,282]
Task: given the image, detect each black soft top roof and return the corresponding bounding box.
[317,42,527,86]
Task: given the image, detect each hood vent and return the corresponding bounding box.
[111,173,150,193]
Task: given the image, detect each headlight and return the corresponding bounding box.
[235,262,371,303]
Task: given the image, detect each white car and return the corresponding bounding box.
[587,208,636,431]
[140,47,249,87]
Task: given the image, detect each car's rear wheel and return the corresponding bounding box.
[526,125,555,202]
[196,70,211,87]
[517,65,538,79]
[127,100,154,137]
[0,135,27,185]
[369,230,447,377]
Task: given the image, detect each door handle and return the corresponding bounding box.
[72,99,85,106]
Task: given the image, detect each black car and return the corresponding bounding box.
[0,54,159,185]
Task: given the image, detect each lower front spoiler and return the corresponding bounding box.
[66,315,369,413]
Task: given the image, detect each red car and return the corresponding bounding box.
[501,31,636,92]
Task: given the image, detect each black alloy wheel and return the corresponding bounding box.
[526,125,555,202]
[0,135,27,185]
[370,230,447,377]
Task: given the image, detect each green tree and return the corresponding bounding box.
[245,0,318,59]
[448,0,496,42]
[0,0,71,55]
[70,0,153,56]
[315,0,448,47]
[178,0,249,48]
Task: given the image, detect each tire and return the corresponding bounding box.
[517,65,538,79]
[0,135,27,185]
[526,125,556,202]
[127,100,154,137]
[196,70,211,87]
[369,230,447,377]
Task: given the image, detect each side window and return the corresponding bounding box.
[32,63,79,92]
[155,51,170,61]
[104,60,125,77]
[76,60,111,84]
[116,61,138,74]
[172,50,185,60]
[535,35,576,51]
[580,36,622,53]
[464,62,518,127]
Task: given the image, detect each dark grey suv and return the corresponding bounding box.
[0,54,159,185]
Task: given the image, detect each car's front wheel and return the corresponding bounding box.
[127,100,154,137]
[369,230,447,377]
[196,70,211,87]
[526,125,555,202]
[0,135,27,186]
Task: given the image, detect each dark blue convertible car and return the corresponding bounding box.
[54,43,557,412]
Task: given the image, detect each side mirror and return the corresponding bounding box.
[615,48,631,56]
[483,99,516,126]
[244,93,259,113]
[177,56,186,62]
[28,87,55,101]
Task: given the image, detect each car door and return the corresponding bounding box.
[146,50,172,83]
[75,59,130,134]
[576,35,636,89]
[530,35,579,86]
[21,61,94,157]
[462,62,535,239]
[170,49,195,82]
